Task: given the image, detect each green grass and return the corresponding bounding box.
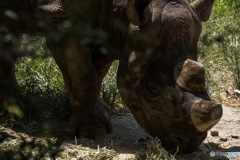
[199,4,240,98]
[101,60,124,110]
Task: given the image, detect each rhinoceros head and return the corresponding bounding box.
[117,0,222,153]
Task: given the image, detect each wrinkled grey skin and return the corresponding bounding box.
[0,0,222,153]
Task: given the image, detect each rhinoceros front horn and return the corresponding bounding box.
[175,59,207,92]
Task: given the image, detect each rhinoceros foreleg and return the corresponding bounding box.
[46,36,112,138]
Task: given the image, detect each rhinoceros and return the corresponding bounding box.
[0,0,222,153]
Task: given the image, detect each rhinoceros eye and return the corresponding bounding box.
[143,81,161,102]
[148,81,159,94]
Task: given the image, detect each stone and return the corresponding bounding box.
[211,131,219,136]
[220,137,228,142]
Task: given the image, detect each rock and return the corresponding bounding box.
[220,137,228,142]
[234,89,240,99]
[221,142,229,148]
[231,135,239,139]
[211,131,219,136]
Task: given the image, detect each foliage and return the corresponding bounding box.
[211,0,240,18]
[101,61,123,110]
[199,2,240,96]
[3,36,69,126]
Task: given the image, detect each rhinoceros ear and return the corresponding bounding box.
[127,0,152,26]
[190,0,214,22]
[174,59,207,92]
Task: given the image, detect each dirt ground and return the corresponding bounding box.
[0,101,239,159]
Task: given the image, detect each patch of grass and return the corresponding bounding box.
[136,138,176,160]
[15,36,69,122]
[211,0,240,18]
[101,61,126,111]
[199,4,240,99]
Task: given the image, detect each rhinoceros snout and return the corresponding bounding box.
[190,100,222,132]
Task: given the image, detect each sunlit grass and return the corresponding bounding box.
[199,7,240,99]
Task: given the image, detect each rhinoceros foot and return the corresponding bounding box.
[66,101,112,139]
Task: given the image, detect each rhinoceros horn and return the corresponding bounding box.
[175,59,222,132]
[127,0,152,26]
[175,59,207,92]
[190,0,215,22]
